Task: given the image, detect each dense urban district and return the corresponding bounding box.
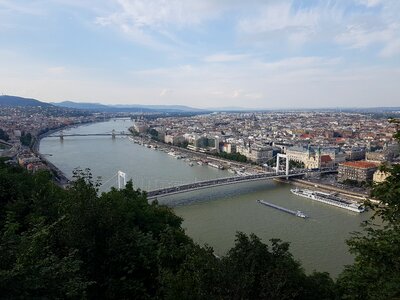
[1,99,399,196]
[1,97,400,299]
[131,110,400,194]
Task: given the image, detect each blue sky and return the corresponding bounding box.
[0,0,399,108]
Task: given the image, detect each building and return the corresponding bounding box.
[190,135,219,153]
[373,169,389,183]
[164,134,185,145]
[221,142,236,154]
[338,161,378,183]
[247,144,274,164]
[366,151,392,163]
[285,146,321,169]
[133,121,148,133]
[237,143,274,164]
[344,147,366,161]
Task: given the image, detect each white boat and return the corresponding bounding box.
[208,162,224,169]
[290,188,365,213]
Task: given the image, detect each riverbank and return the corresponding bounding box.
[129,134,264,174]
[274,177,380,204]
[33,119,110,187]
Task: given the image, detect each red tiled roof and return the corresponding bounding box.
[339,161,378,169]
[320,155,332,162]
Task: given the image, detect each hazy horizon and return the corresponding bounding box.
[1,0,399,108]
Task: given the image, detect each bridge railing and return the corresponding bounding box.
[146,170,310,197]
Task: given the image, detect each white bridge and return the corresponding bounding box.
[102,155,337,200]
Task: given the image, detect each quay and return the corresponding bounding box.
[257,200,308,218]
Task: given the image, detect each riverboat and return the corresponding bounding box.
[208,162,224,170]
[290,188,365,213]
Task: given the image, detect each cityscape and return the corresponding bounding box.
[1,100,398,194]
[1,0,400,299]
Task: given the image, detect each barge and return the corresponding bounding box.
[257,200,308,218]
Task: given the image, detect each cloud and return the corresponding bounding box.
[238,2,320,33]
[356,0,383,7]
[95,0,225,50]
[47,66,67,75]
[159,88,172,97]
[204,53,249,63]
[236,0,400,58]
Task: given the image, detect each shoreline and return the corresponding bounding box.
[33,119,109,187]
[274,178,380,204]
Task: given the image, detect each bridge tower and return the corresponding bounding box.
[112,129,116,139]
[117,171,126,190]
[276,154,289,177]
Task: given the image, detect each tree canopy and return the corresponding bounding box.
[0,161,335,299]
[337,120,400,299]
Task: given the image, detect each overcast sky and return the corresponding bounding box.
[0,0,399,108]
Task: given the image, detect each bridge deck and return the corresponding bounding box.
[146,169,337,199]
[50,133,129,137]
[147,172,304,199]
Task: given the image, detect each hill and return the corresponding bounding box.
[0,95,53,107]
[54,101,205,113]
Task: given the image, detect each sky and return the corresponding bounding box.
[0,0,399,109]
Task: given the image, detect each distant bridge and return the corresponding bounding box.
[50,130,130,139]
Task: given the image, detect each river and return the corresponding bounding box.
[40,119,370,277]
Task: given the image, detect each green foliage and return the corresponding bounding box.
[148,128,158,138]
[0,128,9,141]
[289,160,305,169]
[20,131,33,147]
[128,127,139,136]
[0,161,337,299]
[175,140,189,148]
[337,121,400,299]
[216,151,248,162]
[342,179,367,188]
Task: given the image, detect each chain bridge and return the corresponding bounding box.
[51,130,129,139]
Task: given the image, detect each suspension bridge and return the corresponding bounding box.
[102,154,337,200]
[51,130,130,140]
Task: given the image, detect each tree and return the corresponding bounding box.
[0,128,9,141]
[0,161,338,299]
[20,131,33,147]
[337,119,400,299]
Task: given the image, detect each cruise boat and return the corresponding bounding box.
[290,188,365,213]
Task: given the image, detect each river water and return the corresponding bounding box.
[40,119,370,277]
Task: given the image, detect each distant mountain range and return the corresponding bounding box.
[52,101,205,112]
[0,95,53,107]
[1,95,400,113]
[0,96,206,113]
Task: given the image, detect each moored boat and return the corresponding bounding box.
[290,188,365,213]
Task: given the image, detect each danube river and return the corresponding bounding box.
[40,119,370,277]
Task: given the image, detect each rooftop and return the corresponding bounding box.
[339,161,378,169]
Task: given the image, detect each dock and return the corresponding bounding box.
[257,200,308,218]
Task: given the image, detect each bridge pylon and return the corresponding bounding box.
[276,154,289,177]
[117,171,126,190]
